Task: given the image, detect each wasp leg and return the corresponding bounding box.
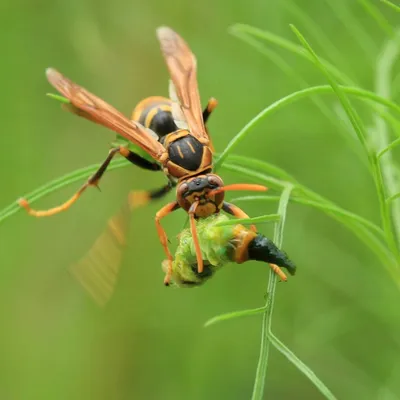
[202,97,218,124]
[188,201,203,274]
[222,202,257,232]
[18,147,161,217]
[203,98,218,152]
[269,263,288,282]
[128,179,176,209]
[155,201,181,286]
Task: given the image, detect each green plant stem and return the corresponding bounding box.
[215,213,280,226]
[378,137,400,158]
[251,184,293,400]
[229,24,353,84]
[373,29,400,256]
[235,30,367,166]
[358,0,394,37]
[388,192,400,204]
[290,25,400,264]
[223,160,400,288]
[324,0,377,63]
[214,85,400,171]
[204,305,268,327]
[381,0,400,13]
[230,195,385,238]
[0,158,130,224]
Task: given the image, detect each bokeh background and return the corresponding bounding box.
[1,1,399,399]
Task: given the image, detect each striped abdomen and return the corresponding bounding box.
[131,96,178,139]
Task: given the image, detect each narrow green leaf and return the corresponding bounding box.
[387,192,400,203]
[290,24,399,264]
[221,159,397,277]
[269,333,338,400]
[214,84,400,171]
[215,214,280,227]
[283,0,348,69]
[290,25,368,151]
[231,195,385,238]
[226,154,298,183]
[324,0,377,63]
[204,306,267,328]
[229,24,353,84]
[381,0,400,13]
[232,30,366,163]
[358,0,394,37]
[377,137,400,158]
[373,28,400,256]
[0,158,130,225]
[46,93,70,104]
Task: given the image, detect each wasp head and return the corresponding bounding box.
[176,174,225,215]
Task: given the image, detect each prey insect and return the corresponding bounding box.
[163,214,296,288]
[19,27,267,285]
[70,214,295,304]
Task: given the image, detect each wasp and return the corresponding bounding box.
[19,27,267,285]
[163,214,296,288]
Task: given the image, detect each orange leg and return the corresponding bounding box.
[202,97,218,124]
[155,201,181,286]
[203,98,218,152]
[188,201,203,274]
[18,146,161,217]
[269,263,288,282]
[222,202,257,232]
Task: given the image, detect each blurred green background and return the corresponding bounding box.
[1,0,400,399]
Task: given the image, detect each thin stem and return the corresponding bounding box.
[378,137,400,158]
[215,214,280,226]
[381,0,400,13]
[358,0,394,37]
[223,161,399,287]
[268,333,337,400]
[204,305,268,328]
[229,24,354,84]
[0,158,130,225]
[214,84,400,171]
[251,184,293,400]
[388,192,400,204]
[290,25,399,264]
[230,195,385,238]
[373,28,400,257]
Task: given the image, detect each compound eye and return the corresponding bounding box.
[207,175,222,188]
[178,183,189,196]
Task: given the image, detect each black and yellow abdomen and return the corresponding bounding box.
[132,97,213,179]
[131,96,178,138]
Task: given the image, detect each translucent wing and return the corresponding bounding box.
[157,27,209,144]
[69,191,149,306]
[168,80,188,130]
[46,68,166,161]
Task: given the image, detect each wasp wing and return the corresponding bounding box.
[69,204,129,306]
[46,68,166,162]
[69,190,151,306]
[157,27,209,144]
[168,80,188,130]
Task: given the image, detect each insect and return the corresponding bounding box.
[163,214,296,288]
[18,27,267,285]
[70,214,296,304]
